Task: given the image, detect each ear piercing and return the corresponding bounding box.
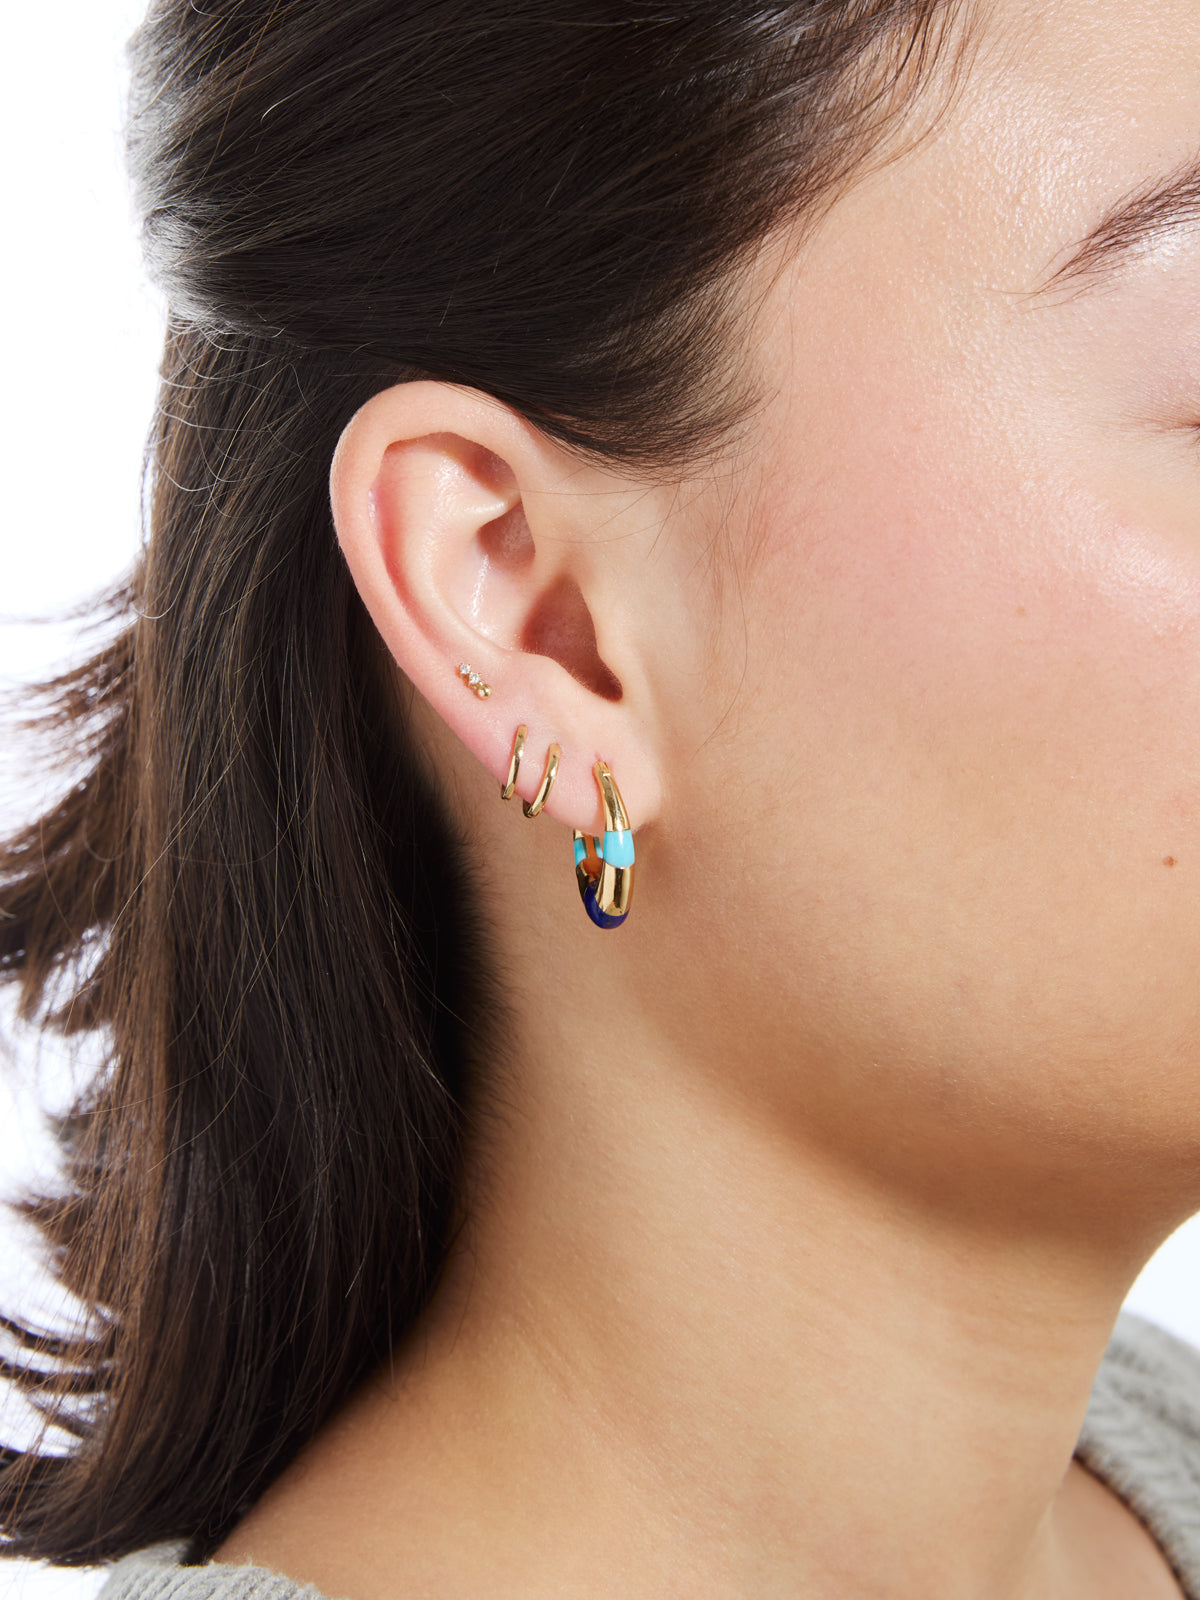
[501,724,561,817]
[457,662,492,698]
[573,761,635,928]
[500,724,635,928]
[501,725,526,801]
[523,743,561,818]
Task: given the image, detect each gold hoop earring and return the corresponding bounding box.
[523,743,561,818]
[501,725,527,802]
[574,761,634,928]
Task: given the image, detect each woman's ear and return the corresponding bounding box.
[329,381,666,832]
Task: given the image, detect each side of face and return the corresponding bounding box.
[657,0,1200,1214]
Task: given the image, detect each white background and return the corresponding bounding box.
[3,4,1200,1597]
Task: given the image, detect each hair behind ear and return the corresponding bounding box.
[0,326,488,1563]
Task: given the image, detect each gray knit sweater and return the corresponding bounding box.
[97,1310,1200,1600]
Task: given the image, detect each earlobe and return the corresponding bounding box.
[329,379,663,837]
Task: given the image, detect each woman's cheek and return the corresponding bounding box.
[730,412,1200,1099]
[753,372,1200,833]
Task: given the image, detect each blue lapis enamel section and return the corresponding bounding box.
[582,879,628,929]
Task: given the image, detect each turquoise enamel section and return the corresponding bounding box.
[574,836,588,866]
[603,829,635,867]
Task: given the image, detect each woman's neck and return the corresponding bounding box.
[218,1019,1186,1600]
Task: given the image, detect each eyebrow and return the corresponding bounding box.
[1038,148,1200,295]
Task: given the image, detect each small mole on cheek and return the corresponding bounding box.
[1164,856,1178,868]
[1016,606,1027,618]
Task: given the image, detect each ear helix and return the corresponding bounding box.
[498,718,635,929]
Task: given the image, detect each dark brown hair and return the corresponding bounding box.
[1,0,965,1566]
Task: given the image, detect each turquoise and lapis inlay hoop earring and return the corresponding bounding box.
[573,761,635,930]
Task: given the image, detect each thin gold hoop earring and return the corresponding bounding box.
[523,743,561,818]
[501,725,527,802]
[573,761,634,928]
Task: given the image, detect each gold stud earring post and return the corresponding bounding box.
[457,662,492,699]
[501,725,527,801]
[523,743,561,818]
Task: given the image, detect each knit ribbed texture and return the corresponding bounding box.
[97,1310,1200,1600]
[97,1541,330,1600]
[1075,1310,1200,1599]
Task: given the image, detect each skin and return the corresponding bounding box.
[219,0,1200,1595]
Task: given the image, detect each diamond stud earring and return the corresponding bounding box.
[457,662,492,699]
